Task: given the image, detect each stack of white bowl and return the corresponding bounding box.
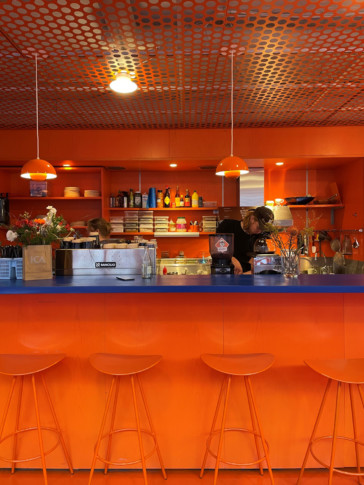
[84,189,99,197]
[64,187,80,197]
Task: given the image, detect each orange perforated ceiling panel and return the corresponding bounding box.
[0,0,364,130]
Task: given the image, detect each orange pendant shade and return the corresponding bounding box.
[20,158,57,181]
[216,155,249,178]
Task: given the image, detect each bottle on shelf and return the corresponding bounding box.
[164,187,171,208]
[180,193,184,207]
[185,189,191,207]
[192,190,199,208]
[129,188,135,208]
[157,190,164,208]
[141,245,153,279]
[134,191,142,208]
[175,186,181,208]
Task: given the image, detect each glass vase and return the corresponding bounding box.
[281,250,299,278]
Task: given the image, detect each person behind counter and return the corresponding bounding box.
[87,218,113,245]
[216,206,274,275]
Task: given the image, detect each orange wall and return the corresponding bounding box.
[1,126,364,260]
[0,292,363,470]
[1,126,364,163]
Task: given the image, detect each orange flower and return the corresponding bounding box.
[34,218,46,225]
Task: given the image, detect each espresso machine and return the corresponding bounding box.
[209,233,234,274]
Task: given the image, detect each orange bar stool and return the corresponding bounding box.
[200,353,275,485]
[88,353,167,485]
[298,358,364,485]
[0,353,73,485]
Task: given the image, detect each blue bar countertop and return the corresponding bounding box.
[1,274,364,294]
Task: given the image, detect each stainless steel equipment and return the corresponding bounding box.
[55,248,156,276]
[157,258,211,275]
[253,254,282,275]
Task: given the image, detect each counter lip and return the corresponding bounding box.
[1,274,364,295]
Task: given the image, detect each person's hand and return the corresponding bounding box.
[231,257,243,275]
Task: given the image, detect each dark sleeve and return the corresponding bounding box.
[216,219,232,233]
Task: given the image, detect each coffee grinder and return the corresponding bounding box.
[209,233,235,274]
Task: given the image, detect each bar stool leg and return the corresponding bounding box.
[137,374,167,480]
[11,376,23,474]
[245,375,263,475]
[358,385,364,408]
[328,381,341,485]
[104,377,120,474]
[246,376,274,485]
[131,375,148,485]
[349,384,361,484]
[41,375,74,474]
[200,376,227,478]
[297,379,332,485]
[88,376,116,485]
[214,375,232,485]
[0,377,17,441]
[32,374,48,485]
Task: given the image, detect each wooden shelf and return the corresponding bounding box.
[110,232,212,237]
[111,232,154,236]
[9,196,102,200]
[287,204,344,209]
[108,207,217,211]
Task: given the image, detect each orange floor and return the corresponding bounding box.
[0,469,359,485]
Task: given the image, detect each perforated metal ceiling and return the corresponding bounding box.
[1,0,364,130]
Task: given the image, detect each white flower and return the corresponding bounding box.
[6,230,18,242]
[46,206,57,215]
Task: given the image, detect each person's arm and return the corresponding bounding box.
[231,257,243,275]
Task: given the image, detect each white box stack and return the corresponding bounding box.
[154,216,169,233]
[110,216,124,233]
[139,211,154,233]
[124,211,139,233]
[202,215,217,233]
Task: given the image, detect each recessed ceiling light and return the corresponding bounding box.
[170,163,177,168]
[275,162,284,166]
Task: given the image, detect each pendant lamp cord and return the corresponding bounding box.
[35,53,39,159]
[230,52,234,157]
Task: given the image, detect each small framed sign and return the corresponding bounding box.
[30,181,48,197]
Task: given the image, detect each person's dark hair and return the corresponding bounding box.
[87,218,112,237]
[242,206,274,232]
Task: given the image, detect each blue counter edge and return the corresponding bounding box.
[1,274,364,294]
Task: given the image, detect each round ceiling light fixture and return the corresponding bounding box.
[109,72,138,94]
[276,162,284,166]
[21,54,57,181]
[216,48,249,178]
[169,163,177,168]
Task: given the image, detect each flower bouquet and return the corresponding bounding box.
[6,206,73,246]
[5,206,73,281]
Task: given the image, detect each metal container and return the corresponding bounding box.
[55,248,156,276]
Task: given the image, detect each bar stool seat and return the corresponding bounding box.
[88,353,166,485]
[0,353,73,485]
[200,353,275,485]
[298,358,364,485]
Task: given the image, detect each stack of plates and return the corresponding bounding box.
[64,187,80,197]
[84,189,100,197]
[70,220,86,227]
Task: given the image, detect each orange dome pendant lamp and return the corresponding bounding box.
[21,54,57,181]
[216,50,249,179]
